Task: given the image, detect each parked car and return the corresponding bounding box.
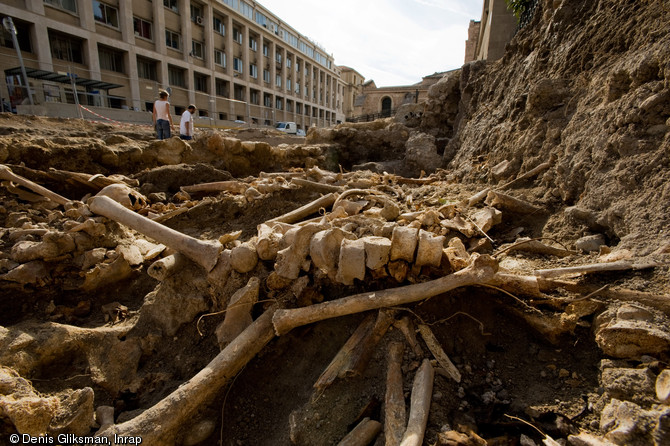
[275,121,297,134]
[296,129,306,137]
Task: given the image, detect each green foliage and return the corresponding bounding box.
[506,0,532,19]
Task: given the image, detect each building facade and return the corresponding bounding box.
[464,0,517,63]
[1,0,343,130]
[346,71,449,122]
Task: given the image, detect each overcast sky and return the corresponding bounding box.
[258,0,484,87]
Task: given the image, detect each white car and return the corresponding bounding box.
[296,129,306,137]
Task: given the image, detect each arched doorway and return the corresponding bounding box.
[381,97,392,117]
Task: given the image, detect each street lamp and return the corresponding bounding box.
[2,17,33,106]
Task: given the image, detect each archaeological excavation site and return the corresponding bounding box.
[1,1,669,445]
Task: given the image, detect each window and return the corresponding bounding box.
[163,0,178,13]
[296,61,300,73]
[249,64,258,79]
[276,75,281,88]
[98,45,124,73]
[133,17,152,40]
[194,73,208,92]
[287,79,292,91]
[168,65,185,87]
[264,95,272,107]
[213,16,225,35]
[295,82,300,94]
[165,30,180,50]
[191,40,204,59]
[216,79,228,97]
[234,85,245,101]
[137,57,157,80]
[233,57,243,73]
[250,90,259,105]
[262,44,269,57]
[286,58,292,69]
[49,31,83,63]
[263,69,270,83]
[239,1,253,19]
[1,20,32,52]
[296,103,302,114]
[249,36,257,51]
[275,98,283,110]
[93,1,119,28]
[284,31,298,48]
[214,49,226,67]
[254,11,267,27]
[190,4,203,23]
[275,52,282,64]
[44,0,77,13]
[233,28,242,44]
[286,101,293,112]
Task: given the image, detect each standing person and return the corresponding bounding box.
[152,90,174,140]
[180,105,197,140]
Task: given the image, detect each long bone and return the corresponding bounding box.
[0,164,70,205]
[272,254,498,335]
[96,307,277,443]
[89,196,222,272]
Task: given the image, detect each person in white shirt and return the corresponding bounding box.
[180,105,196,140]
[152,90,174,140]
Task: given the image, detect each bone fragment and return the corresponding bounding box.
[89,196,222,272]
[416,324,461,383]
[466,188,491,207]
[440,215,476,238]
[385,342,406,446]
[180,180,248,195]
[96,406,115,431]
[470,207,502,233]
[399,358,434,446]
[500,161,552,189]
[0,164,70,205]
[444,237,470,271]
[657,369,670,404]
[0,260,49,285]
[485,190,543,214]
[292,177,344,193]
[415,230,445,268]
[314,313,375,391]
[388,260,410,283]
[394,317,424,357]
[151,206,189,223]
[390,226,419,262]
[364,236,392,271]
[215,277,259,349]
[534,260,634,278]
[96,307,277,443]
[337,417,382,446]
[256,223,293,261]
[501,238,576,258]
[272,254,498,335]
[266,192,338,224]
[336,238,367,285]
[310,228,356,279]
[147,253,189,281]
[230,241,258,273]
[538,279,670,315]
[96,184,147,210]
[314,310,395,391]
[275,223,325,279]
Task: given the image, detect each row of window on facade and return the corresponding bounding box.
[45,0,331,69]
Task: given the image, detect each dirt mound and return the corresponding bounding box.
[434,0,670,257]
